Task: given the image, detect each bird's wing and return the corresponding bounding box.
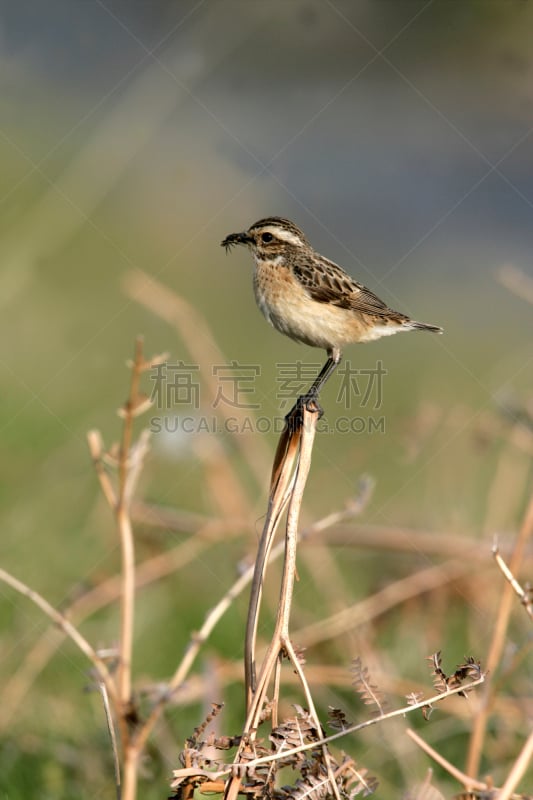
[292,256,407,320]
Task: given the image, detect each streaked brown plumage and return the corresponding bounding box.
[222,216,442,401]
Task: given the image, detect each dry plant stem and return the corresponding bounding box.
[245,427,301,706]
[87,430,117,507]
[248,409,317,728]
[272,657,282,729]
[116,336,144,709]
[185,675,486,787]
[139,487,368,752]
[406,728,488,793]
[0,567,116,701]
[241,676,486,771]
[269,416,340,800]
[135,550,263,754]
[100,682,121,799]
[284,636,341,800]
[117,507,135,710]
[493,542,533,620]
[0,499,362,739]
[88,338,155,800]
[225,409,320,800]
[466,492,533,777]
[0,517,243,732]
[498,727,533,800]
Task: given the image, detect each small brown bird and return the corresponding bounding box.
[222,217,442,404]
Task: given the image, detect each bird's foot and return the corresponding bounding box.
[285,391,323,432]
[300,389,323,417]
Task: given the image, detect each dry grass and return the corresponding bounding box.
[1,276,532,799]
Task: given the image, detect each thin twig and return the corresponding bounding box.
[116,336,144,709]
[0,567,116,700]
[0,496,365,740]
[283,637,341,800]
[245,426,300,706]
[134,551,262,754]
[224,409,320,800]
[406,728,487,792]
[100,682,122,800]
[497,727,533,800]
[466,492,533,776]
[493,539,533,620]
[235,674,486,772]
[87,429,117,509]
[274,412,341,800]
[173,674,486,786]
[136,481,374,753]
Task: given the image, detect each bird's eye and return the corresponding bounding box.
[261,232,274,243]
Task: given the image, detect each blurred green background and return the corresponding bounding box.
[1,1,532,798]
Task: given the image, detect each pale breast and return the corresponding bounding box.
[252,259,373,350]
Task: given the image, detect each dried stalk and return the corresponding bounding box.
[87,338,163,800]
[224,405,321,799]
[245,423,301,705]
[0,567,116,700]
[116,337,143,708]
[100,682,121,799]
[406,728,489,794]
[493,540,533,621]
[466,491,533,777]
[172,673,486,790]
[498,727,533,800]
[0,486,368,738]
[243,673,486,769]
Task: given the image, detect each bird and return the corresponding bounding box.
[221,216,442,410]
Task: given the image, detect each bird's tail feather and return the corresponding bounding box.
[411,320,443,334]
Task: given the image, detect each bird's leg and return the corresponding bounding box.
[286,349,342,430]
[306,348,342,400]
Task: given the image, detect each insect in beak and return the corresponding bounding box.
[221,231,254,252]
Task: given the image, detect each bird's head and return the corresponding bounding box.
[221,217,309,258]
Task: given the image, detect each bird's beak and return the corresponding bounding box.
[221,231,254,251]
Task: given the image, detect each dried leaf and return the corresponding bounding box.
[270,706,320,756]
[406,691,424,706]
[406,692,433,721]
[327,706,352,731]
[427,652,483,698]
[283,773,330,800]
[351,657,387,715]
[187,702,224,748]
[338,755,379,798]
[428,651,447,693]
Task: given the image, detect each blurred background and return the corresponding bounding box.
[1,1,533,797]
